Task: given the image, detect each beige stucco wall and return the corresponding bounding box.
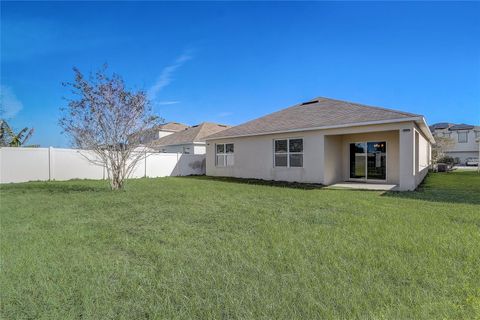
[340,130,399,185]
[206,121,430,190]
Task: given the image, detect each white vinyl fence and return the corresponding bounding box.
[0,147,205,183]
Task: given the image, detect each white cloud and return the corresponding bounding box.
[156,101,181,105]
[0,85,23,119]
[148,51,193,101]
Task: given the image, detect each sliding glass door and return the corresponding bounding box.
[349,141,386,181]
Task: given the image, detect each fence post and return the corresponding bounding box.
[144,150,147,178]
[176,152,180,176]
[48,147,53,181]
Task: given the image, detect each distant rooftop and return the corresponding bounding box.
[155,122,189,132]
[152,122,230,148]
[429,122,477,131]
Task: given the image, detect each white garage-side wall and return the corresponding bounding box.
[206,121,430,190]
[159,143,206,155]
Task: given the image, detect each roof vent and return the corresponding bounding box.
[301,100,318,105]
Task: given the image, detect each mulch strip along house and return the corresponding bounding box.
[205,97,435,191]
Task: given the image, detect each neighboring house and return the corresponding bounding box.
[152,122,230,154]
[137,122,189,144]
[429,122,480,164]
[205,97,434,191]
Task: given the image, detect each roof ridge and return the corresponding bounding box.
[314,96,421,118]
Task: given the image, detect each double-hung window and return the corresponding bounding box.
[216,143,234,167]
[274,138,303,167]
[458,131,468,143]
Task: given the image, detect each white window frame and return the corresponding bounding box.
[273,138,304,168]
[215,143,234,167]
[457,131,468,143]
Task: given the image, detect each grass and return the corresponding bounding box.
[1,171,479,319]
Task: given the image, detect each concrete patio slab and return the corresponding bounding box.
[327,182,398,191]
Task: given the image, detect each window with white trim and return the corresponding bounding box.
[458,131,468,143]
[216,143,234,167]
[274,138,303,167]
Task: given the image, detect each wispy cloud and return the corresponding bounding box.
[148,51,193,103]
[217,112,233,117]
[0,85,23,119]
[156,101,181,105]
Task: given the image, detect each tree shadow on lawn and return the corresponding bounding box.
[0,180,109,194]
[382,171,480,205]
[183,175,325,190]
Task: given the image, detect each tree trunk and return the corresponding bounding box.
[109,170,124,190]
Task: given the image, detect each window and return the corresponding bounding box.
[216,143,234,167]
[458,131,468,143]
[475,131,480,138]
[274,138,303,167]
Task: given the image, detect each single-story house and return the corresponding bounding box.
[205,97,435,191]
[152,122,230,154]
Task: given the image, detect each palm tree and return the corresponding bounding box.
[0,120,37,147]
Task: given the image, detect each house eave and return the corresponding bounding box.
[206,117,435,143]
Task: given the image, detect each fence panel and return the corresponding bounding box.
[0,148,50,183]
[0,147,205,183]
[52,148,104,181]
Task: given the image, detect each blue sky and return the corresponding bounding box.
[1,1,479,147]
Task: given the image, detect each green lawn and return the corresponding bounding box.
[1,171,479,319]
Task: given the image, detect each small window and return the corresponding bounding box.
[475,131,480,138]
[274,138,303,168]
[458,131,468,143]
[216,143,234,167]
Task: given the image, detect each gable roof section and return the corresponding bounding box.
[152,122,230,148]
[206,97,423,140]
[156,122,189,132]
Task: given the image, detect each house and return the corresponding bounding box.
[136,122,189,144]
[429,122,480,164]
[152,122,230,154]
[205,97,435,191]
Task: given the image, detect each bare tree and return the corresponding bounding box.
[431,136,455,164]
[59,65,160,190]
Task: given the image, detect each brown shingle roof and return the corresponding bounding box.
[156,122,189,132]
[206,97,422,140]
[152,122,230,148]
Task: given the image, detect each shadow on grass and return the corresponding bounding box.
[382,171,480,205]
[183,175,325,190]
[0,180,109,194]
